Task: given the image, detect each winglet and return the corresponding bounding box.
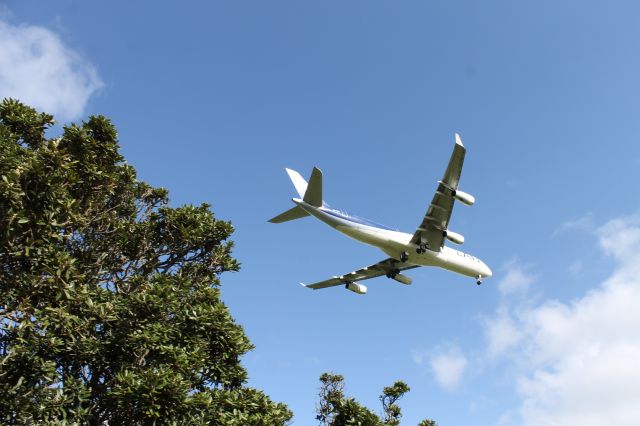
[300,282,313,290]
[455,133,464,147]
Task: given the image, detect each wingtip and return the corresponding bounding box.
[455,133,464,147]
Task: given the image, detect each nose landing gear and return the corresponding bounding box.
[476,275,483,286]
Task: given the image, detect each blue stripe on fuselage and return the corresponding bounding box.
[321,208,396,231]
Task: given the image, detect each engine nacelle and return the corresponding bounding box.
[444,230,465,245]
[453,190,475,206]
[345,282,367,295]
[392,273,412,285]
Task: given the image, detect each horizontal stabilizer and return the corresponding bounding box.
[268,205,310,223]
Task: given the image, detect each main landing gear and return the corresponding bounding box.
[387,254,407,279]
[415,243,429,254]
[386,268,401,279]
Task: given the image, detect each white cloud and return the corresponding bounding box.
[414,345,468,392]
[484,306,523,358]
[552,213,595,237]
[484,213,640,426]
[483,260,534,359]
[0,19,102,121]
[497,259,535,296]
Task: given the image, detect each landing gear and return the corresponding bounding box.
[386,268,401,279]
[399,252,409,263]
[415,243,429,254]
[476,275,483,286]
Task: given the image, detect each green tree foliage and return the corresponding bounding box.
[0,99,292,425]
[316,373,436,426]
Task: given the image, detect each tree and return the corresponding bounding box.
[0,99,292,425]
[316,373,437,426]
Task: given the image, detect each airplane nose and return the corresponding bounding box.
[482,262,493,278]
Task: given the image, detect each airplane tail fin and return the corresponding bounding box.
[302,167,323,207]
[269,166,324,223]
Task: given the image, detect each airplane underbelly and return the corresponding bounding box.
[336,225,407,249]
[429,250,480,277]
[394,247,479,277]
[437,260,478,277]
[337,224,482,278]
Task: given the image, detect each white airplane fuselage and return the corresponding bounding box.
[294,198,492,280]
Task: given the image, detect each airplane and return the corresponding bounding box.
[268,133,492,294]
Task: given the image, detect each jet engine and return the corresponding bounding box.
[444,230,465,245]
[392,274,412,285]
[453,190,475,206]
[345,282,367,294]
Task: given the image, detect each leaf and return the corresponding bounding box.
[0,99,292,425]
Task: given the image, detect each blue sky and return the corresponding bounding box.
[3,1,640,424]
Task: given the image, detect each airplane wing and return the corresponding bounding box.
[410,133,467,251]
[302,258,419,290]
